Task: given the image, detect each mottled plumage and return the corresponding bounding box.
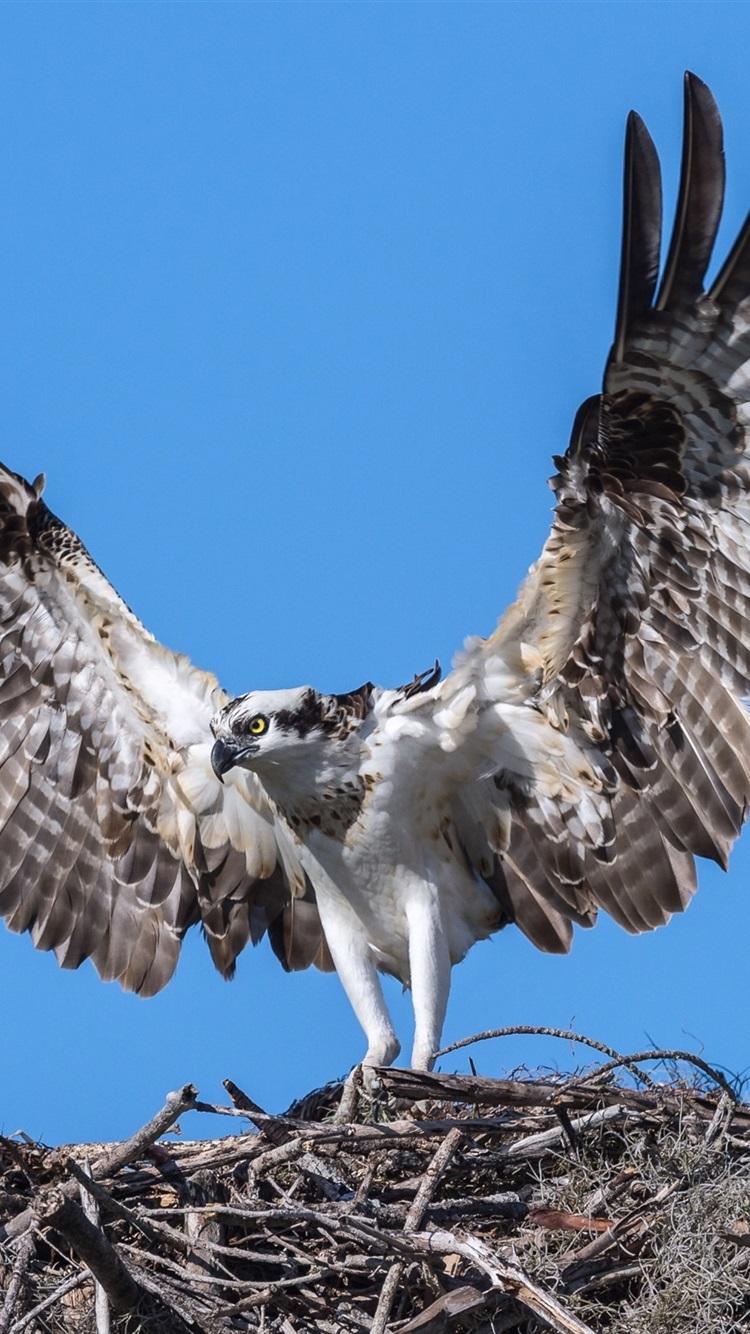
[3,75,750,1069]
[0,472,332,993]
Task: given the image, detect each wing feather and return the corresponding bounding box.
[0,465,330,992]
[441,76,750,951]
[709,210,750,306]
[612,113,662,365]
[655,74,724,312]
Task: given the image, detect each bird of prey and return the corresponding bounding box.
[2,74,750,1072]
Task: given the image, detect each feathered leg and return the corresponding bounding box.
[406,893,452,1070]
[315,892,401,1067]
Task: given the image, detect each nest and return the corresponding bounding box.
[2,1028,750,1334]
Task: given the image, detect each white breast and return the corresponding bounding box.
[296,796,500,984]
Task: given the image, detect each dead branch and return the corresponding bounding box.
[0,1083,197,1245]
[8,1270,89,1333]
[435,1025,660,1090]
[78,1158,111,1334]
[0,1233,35,1334]
[371,1127,463,1333]
[2,1038,749,1333]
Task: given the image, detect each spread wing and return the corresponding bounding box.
[433,74,750,952]
[0,465,332,995]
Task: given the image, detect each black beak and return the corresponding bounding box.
[211,737,254,783]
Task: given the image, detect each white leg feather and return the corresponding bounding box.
[315,892,400,1068]
[406,892,452,1071]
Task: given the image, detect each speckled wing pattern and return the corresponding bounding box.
[0,467,330,994]
[448,75,750,952]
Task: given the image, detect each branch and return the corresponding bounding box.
[435,1025,659,1090]
[8,1271,88,1333]
[371,1128,463,1333]
[0,1234,35,1334]
[78,1159,111,1334]
[374,1067,746,1127]
[43,1198,143,1314]
[408,1228,597,1334]
[575,1048,738,1101]
[0,1084,197,1244]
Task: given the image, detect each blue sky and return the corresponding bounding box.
[2,1,750,1145]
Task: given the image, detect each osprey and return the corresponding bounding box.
[2,74,750,1071]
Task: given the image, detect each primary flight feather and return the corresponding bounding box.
[2,74,750,1069]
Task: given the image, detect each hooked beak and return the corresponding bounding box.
[210,737,257,783]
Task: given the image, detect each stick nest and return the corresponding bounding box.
[2,1032,750,1334]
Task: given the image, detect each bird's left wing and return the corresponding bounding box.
[0,463,330,994]
[421,75,750,953]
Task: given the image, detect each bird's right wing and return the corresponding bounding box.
[0,464,332,995]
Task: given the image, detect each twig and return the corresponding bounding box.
[79,1158,111,1334]
[703,1090,734,1146]
[223,1078,291,1144]
[575,1048,738,1102]
[9,1271,89,1333]
[40,1197,144,1315]
[371,1127,463,1334]
[504,1103,630,1157]
[65,1159,167,1248]
[249,1137,308,1177]
[568,1262,642,1296]
[0,1233,35,1334]
[125,1260,219,1330]
[564,1178,681,1270]
[406,1227,597,1334]
[192,1101,254,1119]
[222,1269,333,1315]
[67,1161,251,1290]
[1,1083,197,1244]
[398,1286,486,1333]
[90,1083,198,1176]
[334,1066,363,1125]
[435,1026,659,1090]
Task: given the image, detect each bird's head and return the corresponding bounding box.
[210,682,373,783]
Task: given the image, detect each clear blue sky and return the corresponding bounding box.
[2,1,750,1145]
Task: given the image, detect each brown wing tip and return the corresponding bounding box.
[611,75,728,365]
[655,72,724,312]
[684,70,716,105]
[612,109,662,366]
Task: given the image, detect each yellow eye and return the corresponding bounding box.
[247,714,268,737]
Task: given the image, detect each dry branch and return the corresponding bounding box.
[371,1126,463,1333]
[78,1159,111,1334]
[0,1083,197,1245]
[0,1233,35,1333]
[2,1043,750,1332]
[40,1198,143,1315]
